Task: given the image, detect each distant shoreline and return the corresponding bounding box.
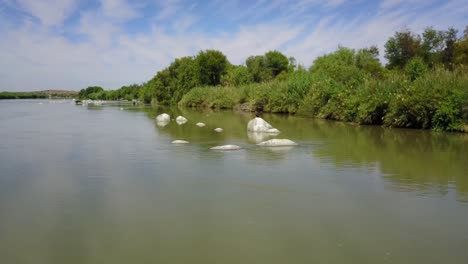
[0,90,78,100]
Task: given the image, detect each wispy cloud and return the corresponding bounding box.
[0,0,467,91]
[9,0,78,26]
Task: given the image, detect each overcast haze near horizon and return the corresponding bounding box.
[0,0,467,92]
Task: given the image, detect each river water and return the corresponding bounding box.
[1,99,467,264]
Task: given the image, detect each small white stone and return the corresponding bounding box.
[172,140,189,144]
[257,139,298,146]
[176,116,188,125]
[196,122,206,127]
[210,145,242,150]
[214,128,223,132]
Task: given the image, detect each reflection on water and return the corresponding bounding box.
[1,100,468,264]
[144,105,468,202]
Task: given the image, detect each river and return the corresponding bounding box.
[1,99,467,263]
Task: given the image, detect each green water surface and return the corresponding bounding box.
[0,100,467,264]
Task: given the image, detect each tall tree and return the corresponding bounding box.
[384,29,421,69]
[421,27,445,67]
[264,50,289,77]
[442,27,458,67]
[246,55,271,82]
[195,50,228,86]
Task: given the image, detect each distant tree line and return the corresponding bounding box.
[0,90,77,99]
[78,26,468,131]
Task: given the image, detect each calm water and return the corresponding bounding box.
[1,99,467,264]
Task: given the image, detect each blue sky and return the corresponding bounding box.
[0,0,467,91]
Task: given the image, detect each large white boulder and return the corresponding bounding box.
[172,140,189,144]
[214,128,223,132]
[176,116,188,125]
[156,113,171,127]
[156,113,170,122]
[257,139,298,146]
[196,122,206,127]
[247,117,280,134]
[210,145,242,150]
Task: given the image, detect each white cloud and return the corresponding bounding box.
[100,0,139,20]
[14,0,77,26]
[0,0,467,91]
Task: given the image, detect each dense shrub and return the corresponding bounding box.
[179,86,241,109]
[384,68,468,131]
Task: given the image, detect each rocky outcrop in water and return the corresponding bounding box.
[247,117,280,134]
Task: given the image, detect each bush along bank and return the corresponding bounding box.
[180,65,468,132]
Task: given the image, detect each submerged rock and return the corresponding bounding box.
[196,122,206,127]
[172,140,189,144]
[210,145,242,150]
[214,128,223,132]
[257,139,298,146]
[247,117,280,134]
[247,131,272,143]
[156,113,171,127]
[176,116,188,125]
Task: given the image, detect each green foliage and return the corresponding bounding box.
[356,74,406,125]
[404,57,428,81]
[0,91,47,99]
[309,47,372,87]
[221,65,252,86]
[245,50,290,83]
[179,86,241,109]
[454,36,468,65]
[246,55,272,82]
[78,86,104,99]
[384,29,422,69]
[195,50,228,86]
[71,25,468,132]
[385,68,468,131]
[265,50,289,77]
[421,27,445,67]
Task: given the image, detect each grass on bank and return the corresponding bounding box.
[179,67,468,132]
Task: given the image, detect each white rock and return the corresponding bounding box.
[247,117,280,134]
[210,145,242,150]
[214,128,223,132]
[156,113,170,122]
[196,122,206,127]
[172,140,189,144]
[176,116,188,125]
[257,139,298,146]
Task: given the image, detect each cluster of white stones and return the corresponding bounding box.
[156,114,298,151]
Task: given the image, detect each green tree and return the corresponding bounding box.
[454,33,468,65]
[195,50,228,86]
[246,55,271,82]
[384,29,421,69]
[265,50,289,77]
[78,86,104,99]
[421,27,445,67]
[355,46,386,78]
[442,27,458,67]
[309,47,368,87]
[221,65,252,86]
[405,56,428,81]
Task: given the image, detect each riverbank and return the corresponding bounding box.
[178,68,468,133]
